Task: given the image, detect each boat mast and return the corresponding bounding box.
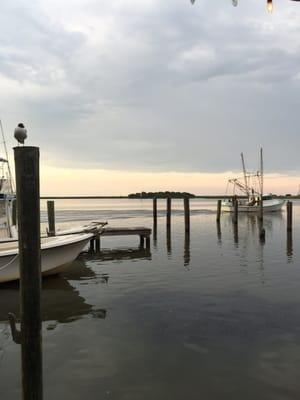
[241,152,249,198]
[259,147,264,222]
[0,120,14,193]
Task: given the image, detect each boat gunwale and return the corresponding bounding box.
[0,232,93,257]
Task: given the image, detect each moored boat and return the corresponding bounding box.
[0,232,93,283]
[222,150,285,213]
[222,195,285,213]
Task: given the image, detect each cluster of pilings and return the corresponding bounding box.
[153,195,191,235]
[216,197,293,246]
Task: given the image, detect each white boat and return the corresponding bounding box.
[0,232,93,283]
[222,150,285,213]
[222,195,285,213]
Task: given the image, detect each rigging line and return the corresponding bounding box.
[0,254,19,271]
[0,120,14,193]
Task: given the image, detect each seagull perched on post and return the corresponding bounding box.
[14,123,27,145]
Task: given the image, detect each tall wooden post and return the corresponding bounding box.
[12,199,17,226]
[153,197,157,245]
[47,200,55,236]
[166,196,171,229]
[184,196,190,233]
[14,146,43,400]
[153,197,157,226]
[287,201,293,232]
[233,197,238,226]
[216,199,221,223]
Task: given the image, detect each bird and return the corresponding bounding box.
[14,123,27,145]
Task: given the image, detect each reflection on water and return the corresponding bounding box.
[2,200,300,399]
[216,221,222,244]
[0,260,95,324]
[233,223,239,245]
[153,222,157,248]
[287,231,293,262]
[184,233,190,267]
[80,247,151,263]
[166,226,172,256]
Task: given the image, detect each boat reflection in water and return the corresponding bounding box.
[0,246,152,327]
[0,260,97,325]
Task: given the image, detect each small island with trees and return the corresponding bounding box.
[128,191,196,199]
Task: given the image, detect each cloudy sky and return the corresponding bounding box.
[1,0,300,195]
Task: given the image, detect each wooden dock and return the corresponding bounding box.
[90,226,152,251]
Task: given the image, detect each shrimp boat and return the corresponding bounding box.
[222,149,285,213]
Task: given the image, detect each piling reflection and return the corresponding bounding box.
[216,221,222,244]
[184,232,191,267]
[287,231,293,262]
[233,223,239,246]
[153,222,157,248]
[166,227,172,256]
[81,246,152,262]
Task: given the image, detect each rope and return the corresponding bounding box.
[0,253,19,271]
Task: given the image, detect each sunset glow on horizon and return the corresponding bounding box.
[40,165,300,196]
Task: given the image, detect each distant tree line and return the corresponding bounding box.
[128,191,196,199]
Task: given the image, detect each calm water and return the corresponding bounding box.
[1,199,300,399]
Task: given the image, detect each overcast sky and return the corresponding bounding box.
[1,0,300,194]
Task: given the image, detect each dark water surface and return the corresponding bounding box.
[1,199,300,399]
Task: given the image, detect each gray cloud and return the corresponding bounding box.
[1,0,300,173]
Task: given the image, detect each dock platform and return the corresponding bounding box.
[89,226,152,252]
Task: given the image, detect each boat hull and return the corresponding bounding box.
[0,233,92,283]
[221,199,285,213]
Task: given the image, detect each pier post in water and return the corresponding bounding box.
[184,196,190,233]
[153,197,157,226]
[216,199,221,223]
[287,201,293,232]
[166,196,171,229]
[233,196,238,226]
[95,234,101,252]
[47,200,56,236]
[153,197,157,244]
[14,145,43,400]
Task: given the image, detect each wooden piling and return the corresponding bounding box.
[216,199,221,223]
[47,200,55,236]
[153,197,157,225]
[12,199,17,226]
[139,235,145,248]
[184,196,190,233]
[153,197,157,246]
[287,201,293,232]
[14,146,43,400]
[146,236,150,249]
[166,196,171,229]
[89,237,95,252]
[233,197,238,226]
[95,234,101,252]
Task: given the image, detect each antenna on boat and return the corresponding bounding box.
[260,147,264,198]
[259,147,264,229]
[241,152,249,198]
[0,120,14,194]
